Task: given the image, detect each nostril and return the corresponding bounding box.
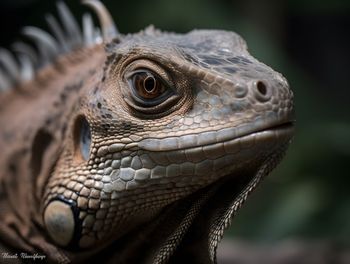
[256,81,267,95]
[253,80,271,102]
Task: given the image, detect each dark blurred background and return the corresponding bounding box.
[0,0,349,262]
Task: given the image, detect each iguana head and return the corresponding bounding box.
[40,0,294,258]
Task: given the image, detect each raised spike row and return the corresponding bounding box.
[22,26,59,66]
[0,1,117,92]
[82,13,95,46]
[12,42,39,67]
[45,13,70,53]
[0,48,20,82]
[83,0,118,42]
[0,69,12,91]
[56,1,83,48]
[93,27,103,44]
[16,54,34,82]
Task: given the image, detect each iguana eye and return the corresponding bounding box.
[123,62,181,115]
[131,71,166,100]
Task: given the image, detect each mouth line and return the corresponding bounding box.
[138,120,295,152]
[251,121,295,136]
[257,121,294,131]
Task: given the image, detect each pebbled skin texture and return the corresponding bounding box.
[0,28,294,263]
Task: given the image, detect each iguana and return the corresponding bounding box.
[0,1,295,263]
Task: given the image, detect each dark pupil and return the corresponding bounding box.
[144,76,156,92]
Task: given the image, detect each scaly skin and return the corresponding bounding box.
[0,9,294,264]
